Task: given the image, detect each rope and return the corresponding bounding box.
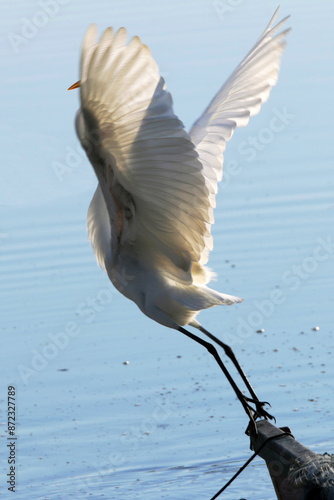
[210,429,294,499]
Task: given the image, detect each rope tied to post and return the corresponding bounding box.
[210,428,294,499]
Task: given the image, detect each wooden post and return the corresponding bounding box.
[249,420,334,500]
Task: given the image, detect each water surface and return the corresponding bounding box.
[1,1,333,498]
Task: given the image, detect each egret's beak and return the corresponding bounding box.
[68,80,81,90]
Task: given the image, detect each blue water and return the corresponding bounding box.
[1,1,333,498]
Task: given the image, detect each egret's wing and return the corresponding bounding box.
[189,8,290,217]
[78,26,214,270]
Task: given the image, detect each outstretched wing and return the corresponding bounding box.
[77,9,290,275]
[189,8,290,229]
[77,26,214,272]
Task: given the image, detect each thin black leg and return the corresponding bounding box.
[178,326,257,428]
[198,325,274,422]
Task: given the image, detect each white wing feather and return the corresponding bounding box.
[78,9,290,282]
[78,26,214,273]
[189,7,290,216]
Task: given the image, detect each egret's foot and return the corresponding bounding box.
[255,404,275,422]
[243,396,275,435]
[244,396,275,422]
[235,394,274,435]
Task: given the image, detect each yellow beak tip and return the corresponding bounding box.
[68,80,81,91]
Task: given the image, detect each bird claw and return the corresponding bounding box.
[254,405,276,423]
[243,397,276,436]
[245,396,271,407]
[244,396,275,420]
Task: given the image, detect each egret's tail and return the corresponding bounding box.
[171,284,243,312]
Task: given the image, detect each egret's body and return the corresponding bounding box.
[70,9,290,424]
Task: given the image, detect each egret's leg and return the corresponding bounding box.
[197,325,274,421]
[178,326,258,427]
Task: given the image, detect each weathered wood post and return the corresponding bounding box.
[249,420,334,499]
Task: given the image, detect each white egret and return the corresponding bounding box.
[69,8,290,428]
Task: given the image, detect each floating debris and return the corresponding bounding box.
[257,328,265,333]
[123,360,130,365]
[312,326,320,331]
